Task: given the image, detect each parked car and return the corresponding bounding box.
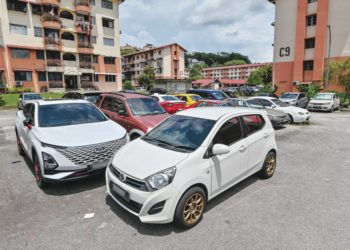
[250,96,311,123]
[229,98,290,128]
[247,86,259,93]
[222,90,238,98]
[308,93,341,112]
[62,91,103,104]
[149,88,167,95]
[18,93,43,110]
[106,108,277,228]
[151,95,186,114]
[15,99,128,188]
[96,93,170,140]
[279,92,308,108]
[257,93,279,98]
[120,90,136,93]
[135,87,147,92]
[174,94,202,106]
[186,89,229,100]
[186,99,233,109]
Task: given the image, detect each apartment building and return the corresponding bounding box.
[121,43,187,86]
[184,68,190,78]
[201,63,271,82]
[0,0,124,93]
[269,0,350,94]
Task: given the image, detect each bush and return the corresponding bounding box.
[260,84,278,94]
[327,90,350,107]
[122,80,136,91]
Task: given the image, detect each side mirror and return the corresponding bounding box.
[118,110,126,116]
[104,112,110,118]
[19,98,22,101]
[23,117,32,129]
[212,144,230,156]
[271,105,276,108]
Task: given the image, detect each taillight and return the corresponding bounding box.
[165,103,173,107]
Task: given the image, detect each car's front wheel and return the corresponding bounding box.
[330,106,334,113]
[33,153,50,188]
[259,152,277,179]
[174,187,206,229]
[16,132,25,156]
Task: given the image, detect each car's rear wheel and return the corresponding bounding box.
[174,187,206,229]
[16,132,25,156]
[259,152,276,179]
[33,153,49,188]
[131,134,140,141]
[288,114,294,123]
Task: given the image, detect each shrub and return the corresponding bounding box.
[123,80,136,91]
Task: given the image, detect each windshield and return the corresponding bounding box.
[224,92,236,98]
[84,94,101,103]
[246,100,264,109]
[39,103,107,127]
[24,94,42,100]
[143,115,216,152]
[313,94,332,100]
[220,102,233,107]
[190,95,202,101]
[126,98,166,116]
[281,94,298,99]
[162,96,180,101]
[272,99,287,107]
[212,91,229,99]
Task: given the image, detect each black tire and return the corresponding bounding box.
[131,134,140,141]
[258,152,277,179]
[33,152,50,188]
[295,103,299,107]
[330,106,334,113]
[174,187,206,229]
[18,104,21,110]
[16,132,25,156]
[288,114,294,124]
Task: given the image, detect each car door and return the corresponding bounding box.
[259,99,274,109]
[334,95,340,108]
[242,114,270,171]
[21,104,35,153]
[301,93,308,107]
[100,96,114,119]
[210,116,248,196]
[236,100,249,108]
[111,98,128,129]
[209,102,219,107]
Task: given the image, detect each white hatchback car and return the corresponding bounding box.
[250,96,311,123]
[15,99,129,188]
[106,108,277,228]
[308,93,341,112]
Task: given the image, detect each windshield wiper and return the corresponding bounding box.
[143,136,173,146]
[139,113,152,117]
[150,112,167,116]
[173,145,195,150]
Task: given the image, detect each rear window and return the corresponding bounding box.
[190,95,202,101]
[24,94,42,100]
[242,115,265,135]
[219,102,233,107]
[83,93,101,103]
[162,96,180,101]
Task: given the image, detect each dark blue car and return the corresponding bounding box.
[186,89,229,100]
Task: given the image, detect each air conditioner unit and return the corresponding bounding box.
[119,30,122,34]
[15,81,23,86]
[61,24,68,30]
[292,81,300,86]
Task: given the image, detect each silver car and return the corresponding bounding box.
[228,98,290,128]
[18,93,43,110]
[279,92,308,108]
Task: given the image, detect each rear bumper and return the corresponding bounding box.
[271,117,290,127]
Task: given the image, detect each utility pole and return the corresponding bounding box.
[325,25,331,92]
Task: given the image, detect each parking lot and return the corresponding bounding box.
[1,109,350,249]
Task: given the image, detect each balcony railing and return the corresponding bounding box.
[79,61,94,69]
[78,41,93,49]
[47,59,63,67]
[63,61,78,67]
[41,13,62,23]
[49,81,64,88]
[75,0,90,7]
[45,36,61,45]
[75,21,93,30]
[156,69,162,73]
[81,81,98,90]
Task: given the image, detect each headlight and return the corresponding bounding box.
[146,167,176,190]
[42,152,58,170]
[308,102,313,105]
[267,114,275,119]
[324,102,331,105]
[298,112,305,115]
[290,100,295,103]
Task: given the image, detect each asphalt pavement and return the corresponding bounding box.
[1,109,350,249]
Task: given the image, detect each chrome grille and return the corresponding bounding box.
[110,165,149,192]
[56,134,127,165]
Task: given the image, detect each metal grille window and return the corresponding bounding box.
[101,0,113,9]
[93,55,98,63]
[103,38,114,47]
[7,0,27,12]
[34,27,43,37]
[48,72,62,81]
[308,0,317,3]
[90,0,95,5]
[305,38,315,49]
[304,61,314,71]
[104,57,115,64]
[158,50,161,55]
[38,72,47,81]
[307,15,317,26]
[157,59,162,67]
[12,49,30,59]
[102,19,114,28]
[10,24,27,35]
[94,74,99,82]
[91,16,96,25]
[105,75,116,82]
[92,36,97,44]
[32,4,41,15]
[36,50,45,60]
[15,71,32,81]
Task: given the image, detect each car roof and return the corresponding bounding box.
[28,99,89,105]
[175,94,199,96]
[281,92,301,94]
[65,91,104,94]
[102,92,150,99]
[228,98,249,101]
[316,92,334,95]
[23,93,40,95]
[199,99,230,103]
[251,96,276,100]
[188,89,222,92]
[175,107,265,121]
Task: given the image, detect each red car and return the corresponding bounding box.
[96,93,170,140]
[151,95,186,114]
[186,99,234,109]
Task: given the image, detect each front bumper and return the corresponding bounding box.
[106,166,181,224]
[308,104,332,111]
[270,117,290,127]
[293,114,311,123]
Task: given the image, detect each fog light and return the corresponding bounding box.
[148,201,166,215]
[42,152,58,170]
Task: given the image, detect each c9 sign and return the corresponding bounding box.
[280,47,290,57]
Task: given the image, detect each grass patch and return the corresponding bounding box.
[1,104,17,110]
[288,121,312,126]
[0,93,64,107]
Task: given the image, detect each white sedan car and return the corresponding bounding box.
[250,96,311,123]
[308,93,341,112]
[106,108,277,228]
[15,99,129,188]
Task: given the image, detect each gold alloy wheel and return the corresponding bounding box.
[267,155,276,175]
[183,193,204,224]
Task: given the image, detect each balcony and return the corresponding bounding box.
[77,41,93,53]
[42,0,61,6]
[49,81,64,88]
[75,0,91,15]
[79,61,94,69]
[81,81,98,90]
[75,21,93,33]
[41,14,62,29]
[44,36,62,51]
[63,61,78,67]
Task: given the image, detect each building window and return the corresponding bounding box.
[104,57,115,64]
[103,38,114,46]
[305,38,315,49]
[12,49,30,59]
[32,4,41,15]
[105,75,116,82]
[91,16,96,25]
[38,72,46,81]
[36,50,45,60]
[48,72,62,81]
[141,55,144,59]
[101,0,113,10]
[137,56,139,59]
[307,15,317,26]
[34,27,43,37]
[102,19,114,28]
[7,0,27,12]
[137,63,139,67]
[308,0,317,3]
[61,32,74,40]
[158,50,161,55]
[93,55,98,63]
[60,11,73,20]
[94,74,99,82]
[15,71,32,81]
[92,36,97,44]
[90,0,95,5]
[304,61,314,71]
[9,24,27,35]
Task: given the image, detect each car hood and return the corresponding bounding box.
[112,139,189,179]
[263,108,288,116]
[277,106,309,113]
[279,98,297,102]
[136,113,170,128]
[33,120,126,147]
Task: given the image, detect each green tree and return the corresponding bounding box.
[122,80,136,91]
[121,47,140,56]
[321,58,350,91]
[260,84,279,94]
[246,63,273,86]
[246,72,263,86]
[185,51,251,67]
[296,83,323,100]
[223,60,247,66]
[137,66,156,90]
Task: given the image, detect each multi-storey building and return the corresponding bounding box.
[121,43,187,86]
[201,63,271,82]
[268,0,349,94]
[184,68,190,78]
[0,0,124,93]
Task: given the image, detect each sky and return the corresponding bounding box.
[119,0,275,63]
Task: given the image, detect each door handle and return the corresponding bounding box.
[239,145,247,153]
[264,133,269,139]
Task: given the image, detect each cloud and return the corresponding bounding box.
[120,31,156,48]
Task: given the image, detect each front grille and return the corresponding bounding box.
[110,165,149,192]
[56,134,127,166]
[312,103,323,105]
[109,182,143,214]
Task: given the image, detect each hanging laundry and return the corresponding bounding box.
[49,7,54,16]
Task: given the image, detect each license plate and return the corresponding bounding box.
[87,161,108,171]
[112,183,129,202]
[314,106,322,109]
[283,120,287,122]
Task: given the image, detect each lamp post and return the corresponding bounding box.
[325,25,331,93]
[209,58,215,89]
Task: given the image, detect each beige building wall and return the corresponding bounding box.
[179,49,185,77]
[162,47,171,77]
